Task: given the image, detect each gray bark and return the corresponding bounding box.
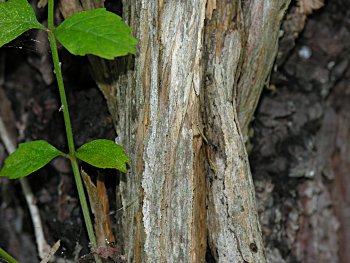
[203,1,291,262]
[61,0,291,262]
[115,1,291,261]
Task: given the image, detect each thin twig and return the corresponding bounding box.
[40,240,60,263]
[0,117,50,260]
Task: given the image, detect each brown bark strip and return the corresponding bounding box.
[81,170,115,246]
[191,96,207,263]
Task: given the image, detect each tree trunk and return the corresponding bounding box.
[57,0,350,262]
[61,0,290,262]
[113,1,290,262]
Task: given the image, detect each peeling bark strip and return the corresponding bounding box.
[64,0,291,262]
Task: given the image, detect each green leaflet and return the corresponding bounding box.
[0,141,64,179]
[75,139,129,172]
[0,0,45,47]
[55,8,137,60]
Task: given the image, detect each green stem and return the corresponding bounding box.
[70,159,97,246]
[47,31,75,154]
[0,247,18,263]
[47,0,54,30]
[47,1,100,262]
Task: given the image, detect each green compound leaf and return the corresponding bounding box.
[0,140,64,179]
[75,139,129,173]
[55,8,137,60]
[0,0,45,47]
